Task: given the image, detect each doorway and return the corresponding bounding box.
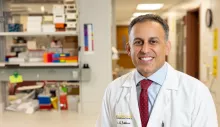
[186,8,200,79]
[116,25,134,68]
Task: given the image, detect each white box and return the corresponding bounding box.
[66,13,77,19]
[65,9,76,13]
[53,15,65,23]
[27,23,42,32]
[42,24,55,32]
[27,28,41,32]
[28,16,42,22]
[42,28,55,32]
[9,58,25,63]
[66,22,76,28]
[27,24,42,28]
[53,5,65,15]
[42,24,55,27]
[29,58,43,62]
[67,95,79,112]
[65,27,76,31]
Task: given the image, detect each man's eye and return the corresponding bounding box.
[134,41,143,45]
[150,40,157,44]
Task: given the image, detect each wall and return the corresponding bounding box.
[161,0,220,124]
[203,0,220,125]
[112,0,117,48]
[78,0,112,114]
[167,13,177,69]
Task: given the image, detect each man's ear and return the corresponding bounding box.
[126,42,131,56]
[165,41,171,55]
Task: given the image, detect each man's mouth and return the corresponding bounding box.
[139,57,153,62]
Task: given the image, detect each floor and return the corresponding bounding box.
[0,111,98,127]
[1,99,220,127]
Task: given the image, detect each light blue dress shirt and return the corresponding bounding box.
[135,63,168,115]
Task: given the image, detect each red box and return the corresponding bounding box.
[39,104,52,110]
[60,94,68,110]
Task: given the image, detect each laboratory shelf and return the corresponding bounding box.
[0,31,77,36]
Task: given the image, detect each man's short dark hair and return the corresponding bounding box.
[129,14,169,41]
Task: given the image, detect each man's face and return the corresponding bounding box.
[126,21,171,77]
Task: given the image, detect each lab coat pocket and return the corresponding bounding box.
[115,99,134,127]
[163,105,191,127]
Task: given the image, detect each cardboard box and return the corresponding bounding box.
[63,41,78,49]
[63,36,78,49]
[65,36,78,42]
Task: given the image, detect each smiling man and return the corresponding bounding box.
[96,14,218,127]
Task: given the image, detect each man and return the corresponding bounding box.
[96,14,218,127]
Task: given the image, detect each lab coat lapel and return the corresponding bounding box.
[147,63,179,127]
[122,71,142,127]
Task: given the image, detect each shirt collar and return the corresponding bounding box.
[134,63,168,86]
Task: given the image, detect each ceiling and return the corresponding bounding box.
[115,0,188,24]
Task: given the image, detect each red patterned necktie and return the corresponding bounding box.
[139,79,153,127]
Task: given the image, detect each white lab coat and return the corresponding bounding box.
[96,63,218,127]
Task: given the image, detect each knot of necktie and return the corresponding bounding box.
[140,79,153,90]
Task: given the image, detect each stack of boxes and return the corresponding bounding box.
[53,5,66,31]
[21,2,77,33]
[64,0,77,31]
[8,1,77,33]
[43,53,78,63]
[27,16,42,32]
[38,95,52,110]
[42,16,55,32]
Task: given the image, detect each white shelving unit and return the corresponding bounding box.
[0,0,85,113]
[19,62,78,67]
[0,31,77,36]
[0,62,79,67]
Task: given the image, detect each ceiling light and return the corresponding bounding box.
[133,12,152,17]
[137,4,164,10]
[41,6,45,12]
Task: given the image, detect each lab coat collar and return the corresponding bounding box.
[122,62,179,90]
[121,70,136,87]
[165,63,179,90]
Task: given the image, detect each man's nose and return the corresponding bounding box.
[141,42,150,53]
